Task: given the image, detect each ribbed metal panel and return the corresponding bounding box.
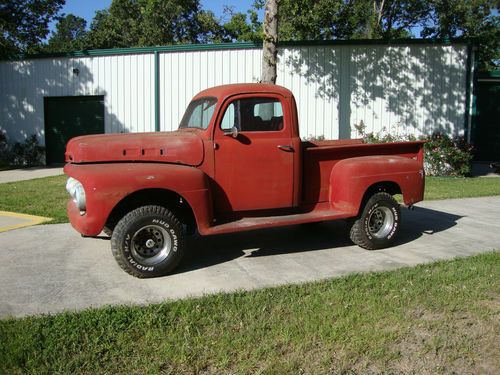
[0,54,155,144]
[0,43,468,145]
[159,48,262,131]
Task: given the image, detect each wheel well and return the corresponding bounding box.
[358,181,402,215]
[106,189,197,233]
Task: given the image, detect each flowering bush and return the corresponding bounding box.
[354,121,473,177]
[423,132,473,176]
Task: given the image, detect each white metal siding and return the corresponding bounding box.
[0,43,468,145]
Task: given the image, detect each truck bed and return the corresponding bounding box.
[302,139,425,204]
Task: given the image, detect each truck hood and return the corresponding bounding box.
[65,131,204,166]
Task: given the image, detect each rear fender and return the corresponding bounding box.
[329,156,424,216]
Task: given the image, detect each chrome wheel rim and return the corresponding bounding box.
[131,225,172,266]
[368,207,394,239]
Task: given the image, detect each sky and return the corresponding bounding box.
[49,0,258,34]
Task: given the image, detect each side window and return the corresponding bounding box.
[220,97,283,132]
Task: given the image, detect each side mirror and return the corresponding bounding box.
[224,126,239,139]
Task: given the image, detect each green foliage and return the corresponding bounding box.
[421,0,500,71]
[355,121,474,177]
[0,134,45,167]
[85,0,144,49]
[222,6,263,42]
[276,0,428,41]
[43,14,87,53]
[1,252,498,373]
[84,0,228,49]
[0,133,9,168]
[0,0,64,58]
[424,132,474,177]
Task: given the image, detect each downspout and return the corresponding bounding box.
[154,50,160,132]
[464,43,476,144]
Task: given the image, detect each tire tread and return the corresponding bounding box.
[349,192,399,250]
[111,205,184,278]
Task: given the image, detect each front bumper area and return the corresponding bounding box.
[67,199,105,236]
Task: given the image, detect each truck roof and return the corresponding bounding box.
[193,83,293,101]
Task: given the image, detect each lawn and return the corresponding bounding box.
[1,252,498,373]
[425,177,500,201]
[1,175,499,223]
[0,174,68,223]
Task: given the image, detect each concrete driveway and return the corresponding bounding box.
[0,196,499,319]
[0,166,63,184]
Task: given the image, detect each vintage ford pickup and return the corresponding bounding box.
[64,83,425,278]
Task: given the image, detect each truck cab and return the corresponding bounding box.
[64,83,425,278]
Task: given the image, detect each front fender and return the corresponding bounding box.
[64,163,213,236]
[329,156,424,215]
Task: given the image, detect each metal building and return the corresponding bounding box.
[0,40,472,163]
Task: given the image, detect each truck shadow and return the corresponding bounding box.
[174,206,463,275]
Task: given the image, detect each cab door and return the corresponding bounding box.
[213,95,294,213]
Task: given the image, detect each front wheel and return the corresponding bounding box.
[349,192,400,250]
[111,205,185,278]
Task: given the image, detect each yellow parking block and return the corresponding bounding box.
[0,211,52,233]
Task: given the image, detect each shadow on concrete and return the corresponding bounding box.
[173,206,463,275]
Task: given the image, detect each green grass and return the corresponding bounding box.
[0,175,67,223]
[425,177,500,200]
[0,175,499,223]
[1,252,498,374]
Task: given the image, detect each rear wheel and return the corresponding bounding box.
[349,192,400,250]
[111,205,185,278]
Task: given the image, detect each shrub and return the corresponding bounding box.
[305,134,325,141]
[0,133,10,167]
[354,121,473,177]
[423,132,473,177]
[0,134,46,167]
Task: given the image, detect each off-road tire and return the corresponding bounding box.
[111,205,185,278]
[349,192,400,250]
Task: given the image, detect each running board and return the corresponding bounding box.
[202,207,351,236]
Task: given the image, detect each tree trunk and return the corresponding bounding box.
[261,0,278,84]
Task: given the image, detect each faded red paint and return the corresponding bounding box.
[64,83,425,237]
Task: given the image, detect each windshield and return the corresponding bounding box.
[179,97,217,130]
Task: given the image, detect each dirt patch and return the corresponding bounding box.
[386,303,499,374]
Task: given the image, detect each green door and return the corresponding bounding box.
[44,96,105,164]
[472,78,500,161]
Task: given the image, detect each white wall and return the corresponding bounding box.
[0,42,468,145]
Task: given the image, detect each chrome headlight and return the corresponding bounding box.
[66,177,86,211]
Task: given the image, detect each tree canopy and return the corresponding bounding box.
[44,13,87,52]
[0,0,64,58]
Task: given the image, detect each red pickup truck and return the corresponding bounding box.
[64,83,425,278]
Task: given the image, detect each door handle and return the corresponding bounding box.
[277,145,294,152]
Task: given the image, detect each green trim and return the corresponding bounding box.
[154,51,160,132]
[477,71,500,79]
[464,44,473,142]
[6,38,470,61]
